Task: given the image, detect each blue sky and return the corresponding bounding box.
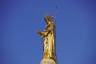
[0,0,96,64]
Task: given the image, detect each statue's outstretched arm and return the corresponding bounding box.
[35,30,48,37]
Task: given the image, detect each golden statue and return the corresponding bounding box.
[36,16,56,64]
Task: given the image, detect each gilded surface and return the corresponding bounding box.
[36,16,56,62]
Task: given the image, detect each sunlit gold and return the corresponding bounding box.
[36,16,56,64]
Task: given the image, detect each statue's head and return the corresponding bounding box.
[44,16,53,24]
